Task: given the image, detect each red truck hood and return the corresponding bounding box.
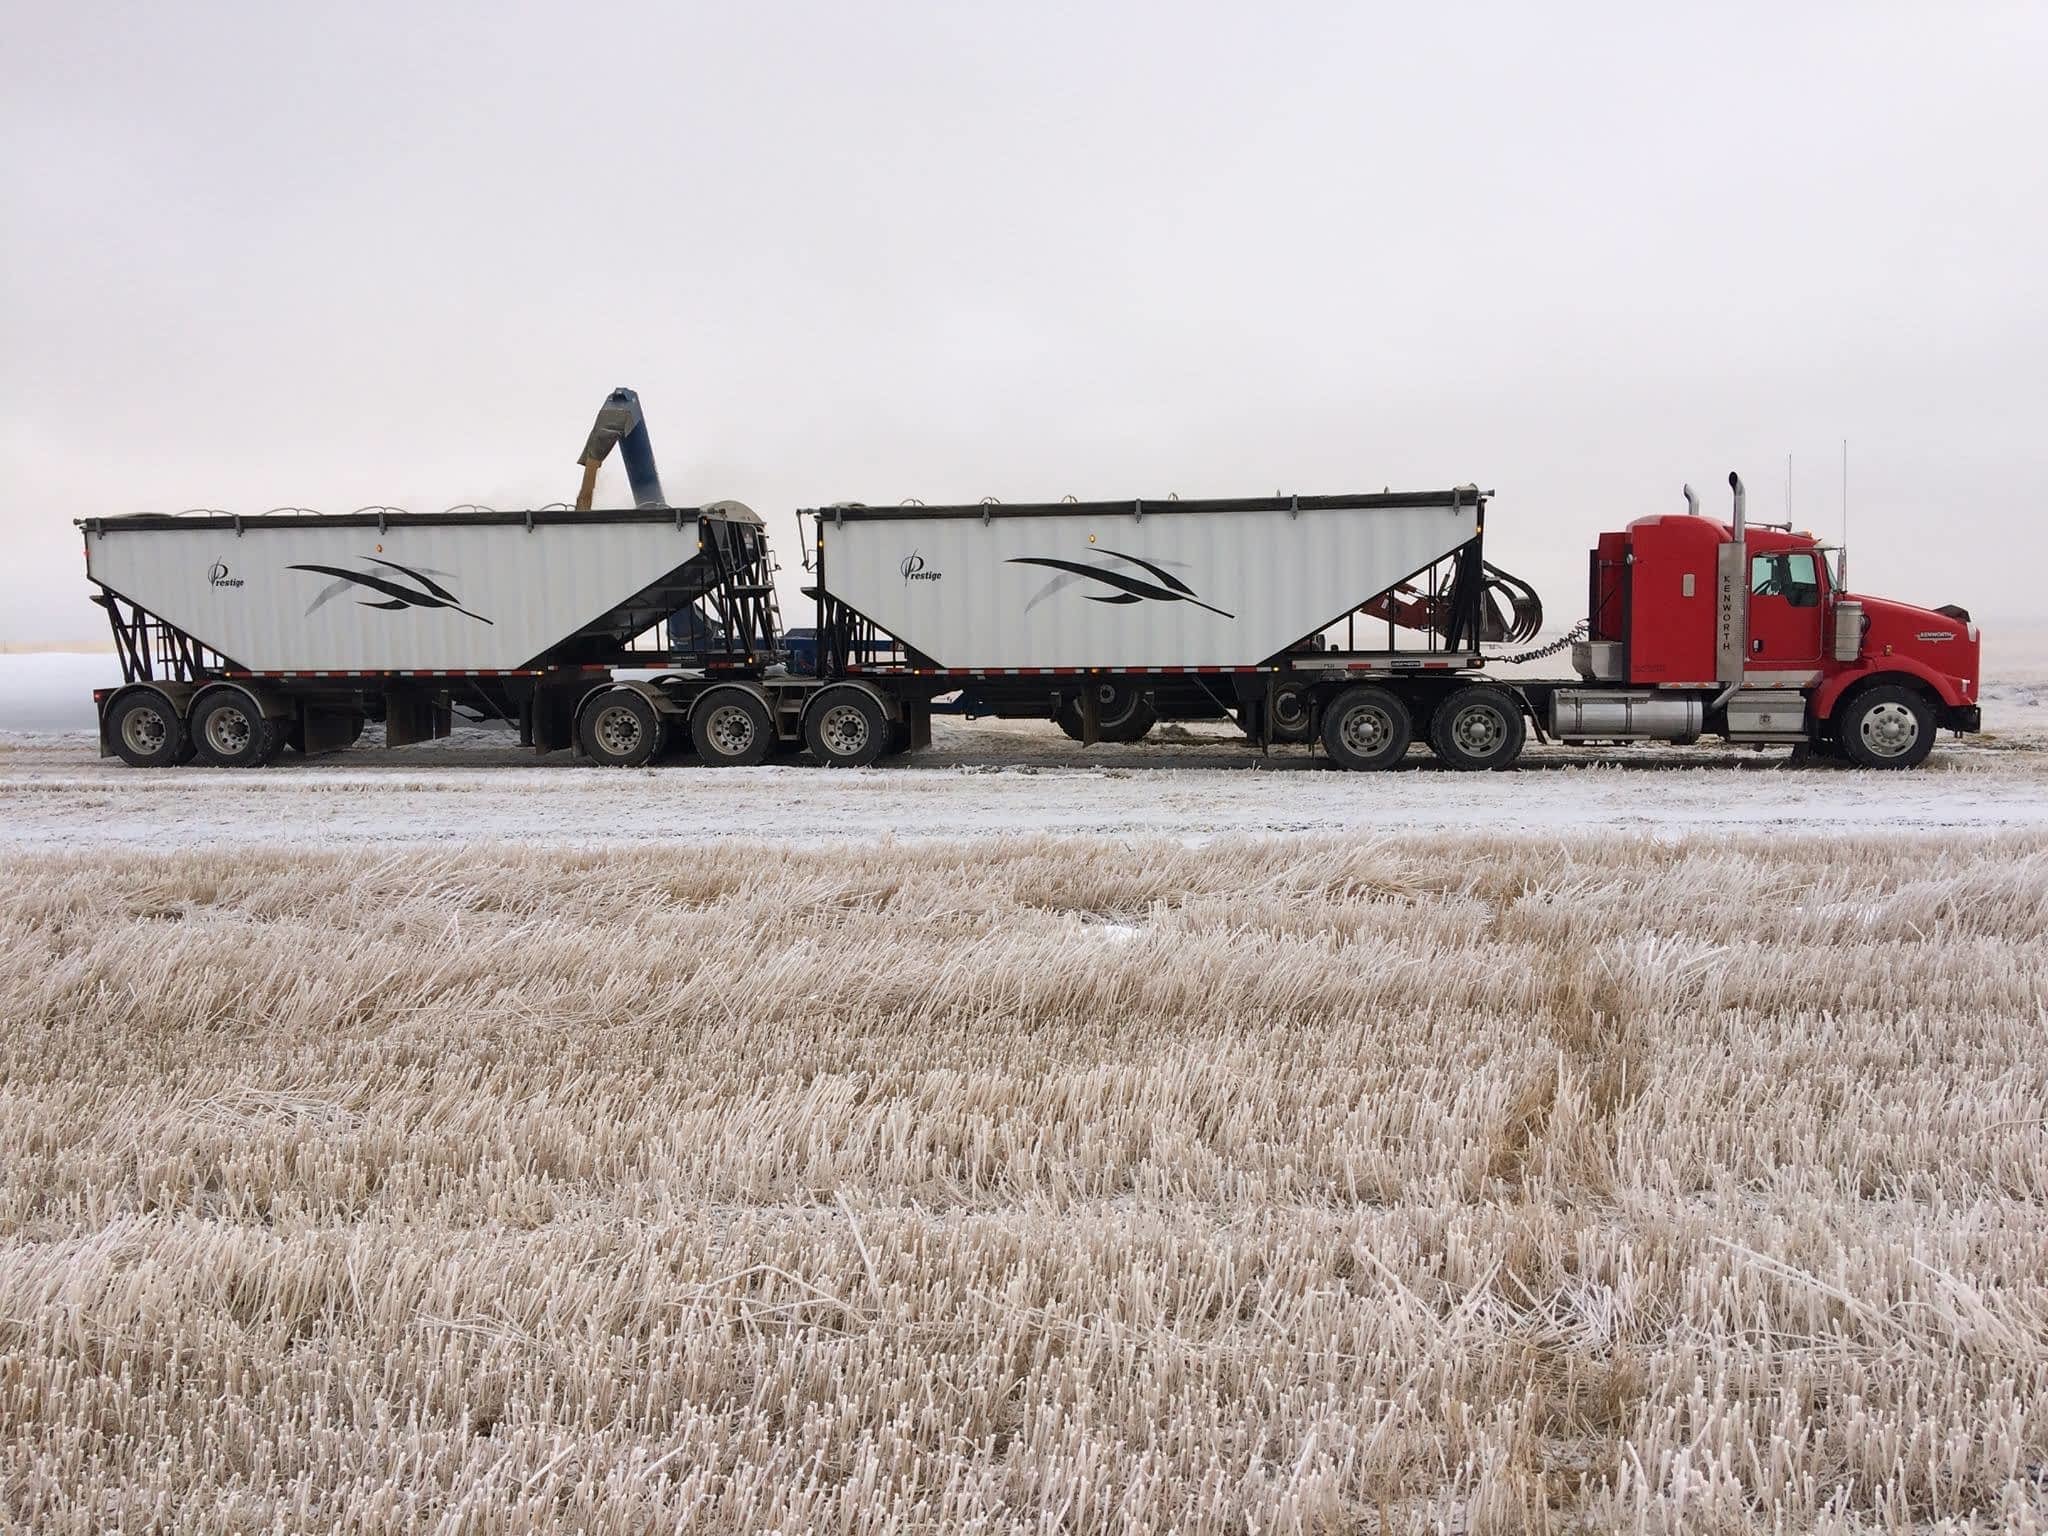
[1850,593,1980,698]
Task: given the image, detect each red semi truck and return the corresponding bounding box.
[1544,473,1979,767]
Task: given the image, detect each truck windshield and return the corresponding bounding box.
[1752,552,1821,608]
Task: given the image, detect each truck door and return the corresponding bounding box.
[1746,550,1824,670]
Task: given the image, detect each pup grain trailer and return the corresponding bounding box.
[77,392,1981,771]
[83,501,788,768]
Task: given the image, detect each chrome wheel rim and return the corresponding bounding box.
[1859,701,1919,759]
[1339,704,1393,756]
[204,706,253,757]
[706,704,756,757]
[1451,703,1506,757]
[819,704,870,758]
[595,705,644,758]
[121,706,168,757]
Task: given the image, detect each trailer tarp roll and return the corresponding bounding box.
[817,490,1483,670]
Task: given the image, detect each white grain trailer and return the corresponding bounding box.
[81,504,798,768]
[804,490,1537,767]
[815,492,1486,671]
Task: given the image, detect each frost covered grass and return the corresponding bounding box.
[2,833,2046,1532]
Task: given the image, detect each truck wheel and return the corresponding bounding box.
[804,687,889,767]
[691,689,774,767]
[190,690,278,768]
[106,691,187,768]
[1428,685,1526,771]
[1837,684,1934,769]
[1320,685,1411,771]
[1056,683,1156,743]
[579,689,665,768]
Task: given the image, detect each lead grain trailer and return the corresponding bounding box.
[82,501,801,768]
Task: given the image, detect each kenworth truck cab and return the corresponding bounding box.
[1571,474,1979,766]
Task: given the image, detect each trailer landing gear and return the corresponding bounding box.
[1055,683,1157,744]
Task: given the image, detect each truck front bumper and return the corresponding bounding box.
[1943,704,1982,733]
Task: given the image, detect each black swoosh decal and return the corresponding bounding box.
[1094,549,1195,597]
[1007,556,1233,618]
[289,564,494,625]
[367,558,460,604]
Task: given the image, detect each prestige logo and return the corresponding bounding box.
[208,561,245,589]
[901,552,942,581]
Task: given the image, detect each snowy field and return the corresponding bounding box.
[1,651,2044,848]
[5,650,2048,1530]
[7,834,2047,1531]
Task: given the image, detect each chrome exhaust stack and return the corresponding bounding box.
[1712,471,1747,708]
[1683,484,1699,516]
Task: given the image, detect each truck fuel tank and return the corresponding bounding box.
[1552,690,1703,741]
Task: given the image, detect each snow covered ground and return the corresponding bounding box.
[3,652,2043,849]
[0,652,123,733]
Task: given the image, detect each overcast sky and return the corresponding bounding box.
[4,2,2043,648]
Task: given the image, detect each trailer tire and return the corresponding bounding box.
[579,688,665,768]
[1836,683,1934,770]
[1055,683,1156,743]
[691,688,774,767]
[1428,685,1526,771]
[804,686,889,767]
[190,688,280,768]
[1320,685,1412,771]
[106,690,188,769]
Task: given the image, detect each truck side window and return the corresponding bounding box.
[1751,552,1820,608]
